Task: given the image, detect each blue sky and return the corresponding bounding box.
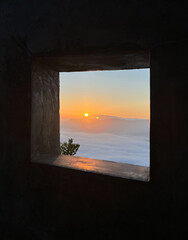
[60,69,150,119]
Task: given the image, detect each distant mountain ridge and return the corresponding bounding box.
[61,115,149,137]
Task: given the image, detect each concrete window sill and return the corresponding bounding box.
[32,155,149,182]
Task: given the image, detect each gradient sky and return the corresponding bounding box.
[60,69,150,119]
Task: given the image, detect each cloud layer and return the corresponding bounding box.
[60,116,150,167]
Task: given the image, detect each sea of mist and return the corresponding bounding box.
[60,116,150,167]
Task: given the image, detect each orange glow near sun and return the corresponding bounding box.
[59,69,150,120]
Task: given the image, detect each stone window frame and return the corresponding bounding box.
[31,51,150,182]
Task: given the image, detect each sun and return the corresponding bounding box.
[84,113,89,118]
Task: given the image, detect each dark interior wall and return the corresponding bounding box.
[0,0,188,239]
[0,39,32,239]
[150,41,188,214]
[1,0,188,56]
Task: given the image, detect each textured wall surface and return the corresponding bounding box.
[31,64,59,159]
[0,1,188,239]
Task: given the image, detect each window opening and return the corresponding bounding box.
[60,69,150,167]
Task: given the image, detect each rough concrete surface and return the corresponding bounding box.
[31,64,60,159]
[33,155,150,182]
